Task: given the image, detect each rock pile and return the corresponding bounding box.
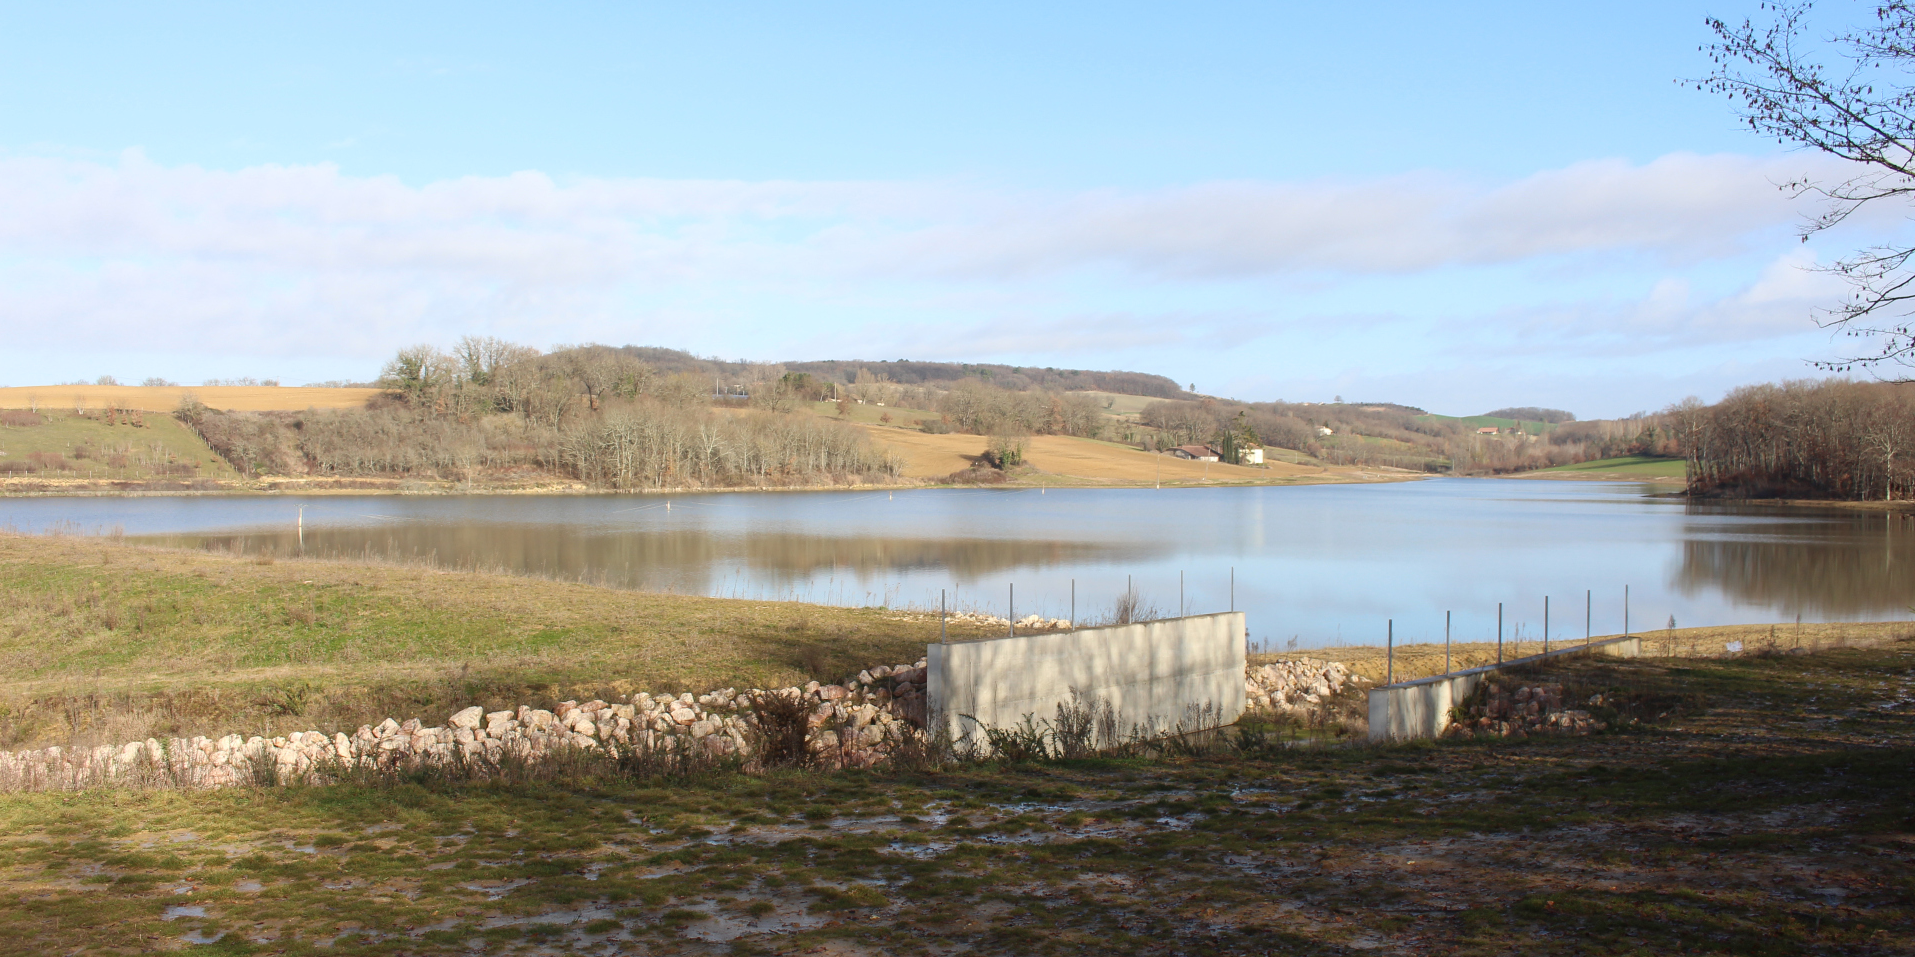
[1444,682,1606,739]
[934,611,1070,630]
[0,658,934,792]
[1244,658,1366,714]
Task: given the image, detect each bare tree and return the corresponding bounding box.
[1702,3,1915,370]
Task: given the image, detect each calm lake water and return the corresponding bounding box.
[3,479,1910,649]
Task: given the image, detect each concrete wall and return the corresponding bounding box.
[926,612,1246,748]
[1368,636,1642,742]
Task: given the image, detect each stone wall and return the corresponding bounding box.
[0,642,1371,791]
[0,657,932,792]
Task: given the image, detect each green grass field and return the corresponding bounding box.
[0,411,238,483]
[0,637,1908,955]
[0,533,995,752]
[1528,455,1687,480]
[1417,413,1559,435]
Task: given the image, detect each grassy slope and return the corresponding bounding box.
[0,534,996,749]
[1417,412,1559,435]
[0,384,380,413]
[852,425,1339,484]
[0,638,1907,954]
[0,412,241,483]
[1519,455,1687,482]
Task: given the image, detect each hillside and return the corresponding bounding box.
[0,384,379,413]
[619,347,1189,398]
[0,408,242,487]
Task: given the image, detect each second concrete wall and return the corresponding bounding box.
[1368,636,1643,741]
[927,613,1247,748]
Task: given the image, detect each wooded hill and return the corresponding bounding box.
[617,347,1190,399]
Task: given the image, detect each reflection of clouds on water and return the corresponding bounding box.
[1675,510,1915,617]
[136,525,1152,597]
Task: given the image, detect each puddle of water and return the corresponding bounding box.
[171,832,200,843]
[463,879,533,900]
[235,881,263,892]
[363,823,402,834]
[679,902,827,942]
[163,905,206,920]
[883,840,953,859]
[180,930,226,944]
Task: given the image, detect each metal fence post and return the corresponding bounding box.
[1387,619,1394,685]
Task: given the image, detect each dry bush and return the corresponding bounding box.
[0,411,42,427]
[741,690,814,769]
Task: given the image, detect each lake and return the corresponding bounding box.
[2,479,1909,649]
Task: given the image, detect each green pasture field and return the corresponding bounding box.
[0,534,995,752]
[0,411,238,483]
[804,400,941,429]
[1418,413,1558,436]
[0,633,1909,954]
[1525,455,1687,481]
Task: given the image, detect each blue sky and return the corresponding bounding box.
[0,1,1896,416]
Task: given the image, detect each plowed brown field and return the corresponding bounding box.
[0,385,380,412]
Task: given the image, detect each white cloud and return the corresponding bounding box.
[0,149,1883,412]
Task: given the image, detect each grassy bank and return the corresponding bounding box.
[0,635,1908,954]
[1267,621,1915,685]
[1514,455,1686,483]
[0,533,998,751]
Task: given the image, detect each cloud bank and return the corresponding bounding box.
[0,150,1871,414]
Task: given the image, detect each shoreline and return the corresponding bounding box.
[0,470,1428,499]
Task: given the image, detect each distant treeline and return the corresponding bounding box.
[1683,379,1915,501]
[178,339,900,488]
[616,347,1188,398]
[1484,407,1575,423]
[1125,397,1669,474]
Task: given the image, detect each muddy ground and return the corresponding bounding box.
[0,641,1910,955]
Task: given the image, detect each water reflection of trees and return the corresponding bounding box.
[147,525,1150,596]
[1676,521,1915,616]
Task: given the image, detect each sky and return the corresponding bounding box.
[0,1,1901,417]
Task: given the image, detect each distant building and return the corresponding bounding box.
[1169,444,1221,462]
[1316,426,1334,436]
[1239,447,1265,465]
[1476,427,1499,435]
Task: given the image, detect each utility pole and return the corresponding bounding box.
[1544,596,1550,654]
[1497,602,1504,664]
[1444,610,1451,674]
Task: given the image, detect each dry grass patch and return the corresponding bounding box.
[0,532,994,749]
